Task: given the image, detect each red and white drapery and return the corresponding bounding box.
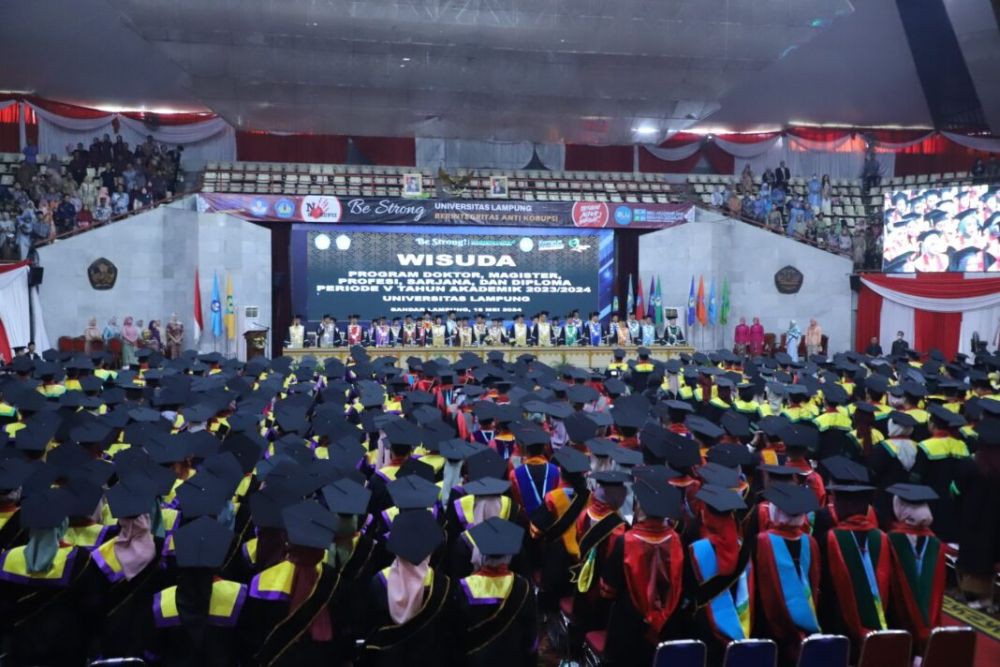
[0,260,32,363]
[854,273,1000,360]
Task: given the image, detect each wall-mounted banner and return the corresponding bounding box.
[197,194,694,229]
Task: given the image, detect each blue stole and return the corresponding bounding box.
[768,533,820,633]
[690,538,751,640]
[513,463,559,517]
[589,325,602,346]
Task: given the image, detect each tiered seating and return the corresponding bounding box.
[687,173,873,229]
[201,162,680,203]
[0,152,25,186]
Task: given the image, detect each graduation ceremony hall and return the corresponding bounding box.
[1,1,1000,665]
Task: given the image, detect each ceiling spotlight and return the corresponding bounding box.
[634,126,658,135]
[402,57,411,62]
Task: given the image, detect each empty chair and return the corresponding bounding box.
[922,626,976,667]
[856,630,911,667]
[797,634,849,667]
[653,639,707,667]
[583,630,606,666]
[723,639,777,667]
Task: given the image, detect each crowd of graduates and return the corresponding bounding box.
[0,341,998,666]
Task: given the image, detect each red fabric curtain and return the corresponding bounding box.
[715,132,782,144]
[236,131,348,163]
[638,147,703,173]
[867,129,934,144]
[914,309,962,359]
[703,142,735,174]
[349,136,416,166]
[893,134,988,176]
[786,127,853,142]
[855,284,884,352]
[565,144,633,172]
[121,111,219,126]
[0,319,10,364]
[0,123,18,152]
[862,272,1000,298]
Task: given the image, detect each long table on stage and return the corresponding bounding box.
[282,345,695,368]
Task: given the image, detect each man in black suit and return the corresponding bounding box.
[864,337,883,356]
[24,341,41,361]
[890,330,909,357]
[774,160,790,189]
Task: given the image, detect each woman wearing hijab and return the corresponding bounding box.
[147,319,163,353]
[869,411,920,525]
[687,484,752,663]
[363,509,453,667]
[83,317,102,355]
[166,313,185,359]
[0,488,94,666]
[753,483,822,666]
[103,315,121,342]
[241,500,341,665]
[448,477,516,579]
[885,484,946,655]
[785,320,802,362]
[121,316,139,367]
[89,477,167,658]
[603,478,685,666]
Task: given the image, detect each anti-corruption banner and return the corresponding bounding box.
[196,193,694,229]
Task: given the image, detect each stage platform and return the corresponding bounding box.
[282,345,695,368]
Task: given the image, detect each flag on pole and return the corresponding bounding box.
[654,275,664,327]
[626,274,634,318]
[612,295,619,314]
[646,275,656,320]
[708,278,718,325]
[635,276,645,320]
[687,276,696,327]
[224,273,236,340]
[193,269,204,342]
[210,272,223,338]
[721,276,731,325]
[696,276,707,326]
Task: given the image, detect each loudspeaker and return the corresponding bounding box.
[28,266,44,287]
[849,274,861,292]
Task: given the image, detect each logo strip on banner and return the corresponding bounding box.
[197,194,694,230]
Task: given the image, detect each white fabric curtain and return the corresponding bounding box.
[878,299,915,356]
[860,277,1000,312]
[28,102,236,168]
[0,266,31,348]
[30,286,50,352]
[872,133,934,151]
[643,141,702,162]
[942,132,1000,154]
[786,134,855,152]
[712,135,781,159]
[732,136,896,180]
[958,305,1000,357]
[415,138,565,171]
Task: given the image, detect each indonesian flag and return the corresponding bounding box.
[194,268,204,341]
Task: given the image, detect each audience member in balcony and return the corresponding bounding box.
[76,206,93,230]
[774,160,790,188]
[83,318,102,354]
[852,232,867,268]
[22,140,38,165]
[94,195,112,224]
[726,190,741,215]
[820,175,832,215]
[0,213,16,260]
[770,181,786,211]
[862,152,881,191]
[15,207,34,260]
[787,197,805,237]
[111,135,128,163]
[766,204,783,231]
[710,186,725,207]
[806,174,821,211]
[68,149,88,185]
[761,167,775,188]
[741,194,754,219]
[103,316,120,342]
[54,194,77,233]
[740,164,754,194]
[971,158,986,183]
[121,316,140,366]
[99,163,116,192]
[166,313,184,359]
[122,162,138,191]
[111,185,130,216]
[80,174,98,210]
[35,204,54,242]
[837,222,853,255]
[133,186,153,210]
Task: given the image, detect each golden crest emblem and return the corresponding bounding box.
[87,257,118,290]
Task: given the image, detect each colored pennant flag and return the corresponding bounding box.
[635,276,645,320]
[646,275,656,320]
[696,276,707,326]
[721,276,731,325]
[210,271,223,338]
[193,269,204,342]
[224,273,236,340]
[654,275,664,327]
[612,295,619,314]
[687,276,696,327]
[626,274,634,318]
[708,278,718,325]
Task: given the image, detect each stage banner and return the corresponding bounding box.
[197,193,693,229]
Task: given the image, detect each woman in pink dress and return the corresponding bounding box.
[749,316,765,356]
[734,317,750,355]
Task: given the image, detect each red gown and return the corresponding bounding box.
[887,525,946,652]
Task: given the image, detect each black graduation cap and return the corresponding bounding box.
[720,412,751,439]
[663,399,694,414]
[463,476,510,497]
[466,448,506,481]
[386,509,444,564]
[887,483,938,503]
[609,446,643,467]
[698,461,741,488]
[467,517,525,557]
[512,424,551,449]
[437,438,482,462]
[591,469,630,485]
[321,478,371,515]
[63,477,105,518]
[220,432,266,475]
[106,475,157,518]
[175,474,230,518]
[564,412,599,443]
[19,487,73,528]
[553,446,590,474]
[282,499,337,549]
[566,385,599,404]
[588,410,613,428]
[632,479,681,519]
[975,419,1000,448]
[586,438,617,458]
[611,403,646,429]
[757,415,790,438]
[388,475,440,509]
[0,458,35,491]
[384,421,423,450]
[928,403,966,427]
[780,424,819,452]
[695,484,746,513]
[706,443,753,469]
[686,416,725,442]
[173,515,234,569]
[820,455,870,484]
[763,482,820,515]
[663,431,701,469]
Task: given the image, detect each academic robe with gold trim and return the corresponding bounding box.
[454,568,538,667]
[151,576,247,667]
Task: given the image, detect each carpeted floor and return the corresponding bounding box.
[942,596,1000,667]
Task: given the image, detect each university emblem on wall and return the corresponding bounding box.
[87,257,118,290]
[774,265,804,294]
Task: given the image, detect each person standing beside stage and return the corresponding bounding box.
[640,315,657,347]
[318,314,339,347]
[83,317,102,354]
[533,311,553,346]
[805,319,823,358]
[430,314,448,346]
[103,315,120,342]
[664,310,685,346]
[749,316,765,356]
[585,312,604,346]
[509,313,529,347]
[166,312,184,358]
[734,317,750,355]
[564,312,581,346]
[785,320,802,362]
[121,316,140,367]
